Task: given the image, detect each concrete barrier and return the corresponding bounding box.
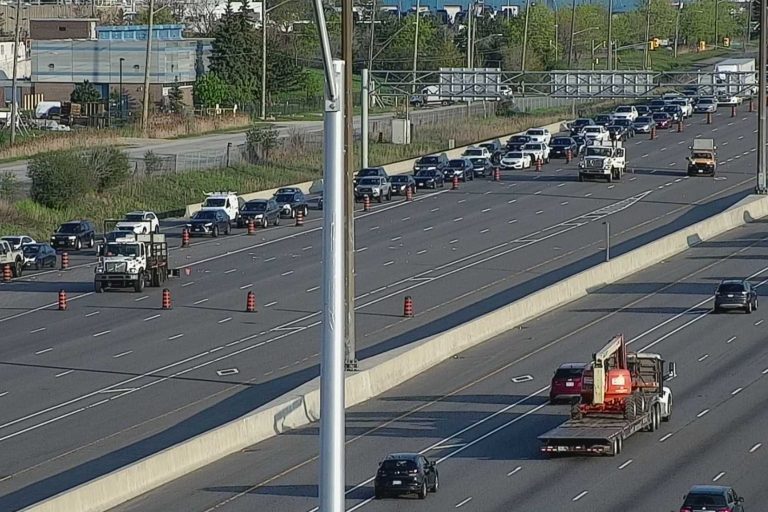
[183,120,566,217]
[29,193,767,512]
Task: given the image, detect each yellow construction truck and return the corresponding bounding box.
[687,138,717,177]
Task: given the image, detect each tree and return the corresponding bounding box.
[246,126,280,162]
[168,78,185,113]
[84,147,130,192]
[28,150,94,209]
[134,5,177,25]
[194,72,231,108]
[70,80,101,104]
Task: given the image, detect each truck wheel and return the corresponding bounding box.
[611,437,620,456]
[75,238,82,251]
[225,223,231,235]
[746,301,753,314]
[151,270,160,287]
[95,282,103,293]
[89,236,95,248]
[274,215,280,226]
[607,173,613,183]
[134,274,144,293]
[377,194,383,203]
[212,226,219,237]
[662,398,672,422]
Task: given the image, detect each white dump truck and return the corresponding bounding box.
[578,142,626,183]
[94,233,178,293]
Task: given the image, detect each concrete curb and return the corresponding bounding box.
[183,120,567,218]
[24,193,768,512]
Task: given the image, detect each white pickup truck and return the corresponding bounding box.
[578,143,626,183]
[0,240,24,277]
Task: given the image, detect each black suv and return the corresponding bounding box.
[549,137,579,159]
[239,199,281,228]
[374,453,438,499]
[714,279,758,314]
[354,167,388,186]
[274,190,309,218]
[443,158,474,182]
[186,209,231,237]
[50,220,96,251]
[680,485,744,512]
[413,154,448,174]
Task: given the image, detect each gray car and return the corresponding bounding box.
[633,116,654,134]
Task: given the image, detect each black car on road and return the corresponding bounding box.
[274,190,309,218]
[680,485,744,512]
[414,169,444,189]
[390,174,416,195]
[568,118,595,136]
[186,209,231,237]
[714,279,758,314]
[374,453,438,499]
[469,157,493,177]
[239,199,281,228]
[593,114,613,126]
[505,134,531,150]
[606,124,630,142]
[50,220,96,251]
[354,166,388,186]
[412,154,448,174]
[611,118,636,137]
[549,136,579,159]
[22,243,57,270]
[443,158,474,182]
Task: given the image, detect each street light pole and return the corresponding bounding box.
[607,0,613,70]
[604,221,610,261]
[9,0,21,145]
[674,2,682,59]
[412,0,420,93]
[141,0,154,137]
[714,0,719,48]
[743,0,751,53]
[261,8,268,120]
[521,0,531,72]
[757,0,767,193]
[119,57,124,120]
[567,0,576,68]
[643,0,651,70]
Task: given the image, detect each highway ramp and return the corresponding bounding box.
[0,108,761,510]
[110,210,768,512]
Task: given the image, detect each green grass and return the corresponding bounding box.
[613,47,734,72]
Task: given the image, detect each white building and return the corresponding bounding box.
[0,41,30,80]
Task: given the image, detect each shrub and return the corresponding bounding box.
[0,171,17,201]
[28,150,94,209]
[86,146,130,191]
[246,125,279,162]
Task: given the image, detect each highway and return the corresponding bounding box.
[111,209,768,512]
[0,106,760,510]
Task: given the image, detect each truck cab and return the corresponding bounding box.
[0,240,23,277]
[687,139,717,176]
[94,233,172,292]
[578,143,626,183]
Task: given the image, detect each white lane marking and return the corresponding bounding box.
[264,301,277,307]
[455,497,473,508]
[449,239,459,244]
[453,217,463,222]
[168,333,184,340]
[55,370,73,378]
[457,199,466,204]
[182,281,195,287]
[430,208,440,212]
[143,314,161,322]
[356,247,368,253]
[417,249,428,254]
[749,443,762,453]
[727,336,736,344]
[92,330,111,338]
[423,226,434,232]
[302,246,312,251]
[713,472,726,482]
[224,268,237,274]
[507,466,522,476]
[391,236,401,242]
[508,219,517,223]
[113,351,132,359]
[239,284,253,290]
[402,217,411,221]
[641,153,649,158]
[84,311,100,318]
[678,140,685,145]
[482,208,491,213]
[434,443,467,450]
[534,191,542,195]
[763,368,768,374]
[29,327,46,334]
[608,185,615,189]
[618,459,633,469]
[697,409,710,418]
[134,296,149,302]
[755,319,764,326]
[732,387,743,395]
[557,183,566,187]
[0,392,7,398]
[369,226,380,231]
[383,261,394,266]
[218,317,232,324]
[264,257,276,263]
[216,368,239,377]
[281,270,294,276]
[193,298,209,305]
[508,199,517,204]
[584,193,592,197]
[572,491,589,502]
[561,201,569,205]
[660,433,673,442]
[535,210,544,215]
[480,229,490,234]
[698,354,709,362]
[306,286,320,293]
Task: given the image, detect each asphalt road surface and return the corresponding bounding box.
[111,208,768,512]
[0,106,761,510]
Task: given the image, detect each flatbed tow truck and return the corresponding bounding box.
[538,335,676,456]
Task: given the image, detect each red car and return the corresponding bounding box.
[549,363,587,404]
[652,112,673,129]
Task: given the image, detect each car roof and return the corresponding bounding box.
[63,219,89,224]
[246,199,268,203]
[720,279,747,285]
[558,362,587,369]
[688,485,731,495]
[126,210,151,215]
[384,452,420,461]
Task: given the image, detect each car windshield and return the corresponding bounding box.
[692,152,712,159]
[616,106,632,112]
[380,460,418,471]
[105,231,127,242]
[652,113,669,119]
[243,202,267,211]
[509,136,528,142]
[275,194,294,203]
[124,214,145,222]
[390,176,408,182]
[464,149,483,156]
[358,169,380,177]
[585,147,612,157]
[719,283,746,293]
[204,198,227,207]
[528,130,544,135]
[523,144,542,150]
[22,244,41,255]
[419,156,439,164]
[359,178,380,185]
[56,223,79,233]
[193,210,218,220]
[470,158,487,164]
[3,236,22,245]
[552,138,572,145]
[584,127,601,133]
[650,100,665,106]
[636,117,652,123]
[416,170,437,177]
[448,160,465,167]
[595,115,611,121]
[104,243,139,257]
[615,119,631,126]
[555,367,584,378]
[574,119,591,126]
[683,494,727,507]
[505,152,524,159]
[699,98,715,104]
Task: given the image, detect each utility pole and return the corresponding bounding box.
[757,0,767,193]
[368,0,376,72]
[607,0,613,70]
[714,0,719,48]
[567,0,576,68]
[9,0,21,145]
[674,1,682,59]
[261,5,268,120]
[362,68,369,169]
[521,0,531,72]
[141,0,155,137]
[643,0,651,70]
[743,0,751,53]
[342,0,357,371]
[412,0,420,93]
[466,1,473,68]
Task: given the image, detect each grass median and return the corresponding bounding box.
[0,101,613,240]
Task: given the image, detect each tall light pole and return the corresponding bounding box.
[141,0,155,136]
[643,0,652,70]
[521,0,531,72]
[9,0,22,145]
[757,0,767,193]
[412,0,421,93]
[261,0,296,121]
[466,1,473,68]
[674,2,682,58]
[368,0,377,72]
[567,0,577,68]
[119,57,125,120]
[714,0,719,48]
[743,0,751,53]
[607,0,613,70]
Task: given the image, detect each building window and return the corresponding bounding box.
[58,26,66,31]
